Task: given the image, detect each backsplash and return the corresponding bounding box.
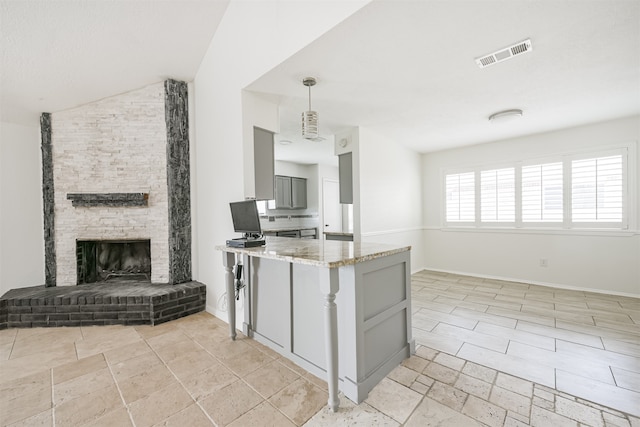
[259,214,319,231]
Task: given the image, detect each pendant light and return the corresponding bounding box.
[301,77,319,140]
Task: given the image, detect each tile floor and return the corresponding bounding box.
[0,270,637,426]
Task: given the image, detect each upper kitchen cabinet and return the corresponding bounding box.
[339,152,353,204]
[254,127,275,200]
[275,175,307,209]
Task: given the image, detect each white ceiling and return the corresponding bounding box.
[0,0,229,124]
[249,0,640,154]
[1,0,638,158]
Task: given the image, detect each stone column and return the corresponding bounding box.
[40,113,56,287]
[164,79,192,284]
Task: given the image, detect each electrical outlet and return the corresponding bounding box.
[539,258,548,267]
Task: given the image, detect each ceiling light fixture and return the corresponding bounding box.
[301,77,319,140]
[488,109,523,123]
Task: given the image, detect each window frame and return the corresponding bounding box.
[442,145,633,232]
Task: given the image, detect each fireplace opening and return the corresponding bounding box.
[77,240,151,284]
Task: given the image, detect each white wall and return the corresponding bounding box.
[0,122,44,295]
[193,1,370,319]
[422,116,640,296]
[358,126,425,273]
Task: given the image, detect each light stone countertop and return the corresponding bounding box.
[217,236,410,268]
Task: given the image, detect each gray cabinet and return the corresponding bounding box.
[275,175,307,209]
[254,127,275,200]
[339,152,353,204]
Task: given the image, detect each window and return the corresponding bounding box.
[571,155,623,223]
[445,172,475,222]
[443,147,629,230]
[522,162,563,222]
[481,168,515,222]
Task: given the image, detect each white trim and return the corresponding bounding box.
[428,225,639,237]
[419,267,640,299]
[361,226,424,237]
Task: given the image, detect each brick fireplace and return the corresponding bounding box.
[41,80,192,286]
[0,80,204,329]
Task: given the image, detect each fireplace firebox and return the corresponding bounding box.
[76,240,151,284]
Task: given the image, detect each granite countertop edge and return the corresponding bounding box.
[216,238,410,268]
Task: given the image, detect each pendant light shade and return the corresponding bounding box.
[301,77,319,140]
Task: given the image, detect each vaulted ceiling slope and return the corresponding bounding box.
[1,1,638,155]
[0,0,229,125]
[247,0,640,153]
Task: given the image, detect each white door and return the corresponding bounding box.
[322,179,342,235]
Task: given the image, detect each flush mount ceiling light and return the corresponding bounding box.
[301,77,321,140]
[279,139,293,145]
[488,109,523,123]
[476,39,532,69]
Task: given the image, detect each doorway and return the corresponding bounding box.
[322,178,342,237]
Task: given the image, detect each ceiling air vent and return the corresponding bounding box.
[475,39,532,69]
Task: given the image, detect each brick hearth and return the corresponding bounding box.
[0,281,205,330]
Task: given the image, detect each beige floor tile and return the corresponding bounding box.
[0,369,50,397]
[54,367,114,405]
[0,384,51,426]
[415,345,438,361]
[451,307,518,328]
[401,354,430,373]
[556,370,640,417]
[595,318,640,335]
[181,362,238,401]
[426,381,468,412]
[304,394,399,426]
[457,343,555,387]
[103,339,153,364]
[200,379,263,426]
[220,344,274,377]
[364,378,422,424]
[408,397,480,426]
[4,409,51,427]
[432,322,509,353]
[423,362,460,385]
[228,401,295,427]
[128,381,194,427]
[110,351,164,381]
[118,366,176,404]
[476,321,556,351]
[412,317,438,332]
[517,321,604,348]
[461,361,497,383]
[0,342,12,361]
[387,365,419,387]
[135,322,180,340]
[303,371,328,390]
[454,373,492,399]
[11,328,81,359]
[531,405,579,427]
[507,341,616,385]
[201,336,253,360]
[83,408,134,427]
[612,367,640,392]
[413,328,464,356]
[489,386,531,416]
[243,359,301,398]
[75,327,143,359]
[0,328,18,345]
[151,403,212,427]
[54,384,123,426]
[52,353,107,384]
[555,340,640,373]
[462,395,507,427]
[414,308,478,330]
[603,337,640,358]
[153,338,202,364]
[555,396,605,427]
[0,347,77,383]
[433,352,466,371]
[487,307,556,327]
[269,378,329,426]
[495,373,534,397]
[166,348,218,380]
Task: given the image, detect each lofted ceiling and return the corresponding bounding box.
[0,0,229,125]
[1,0,638,158]
[248,0,640,154]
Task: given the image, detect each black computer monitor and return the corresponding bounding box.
[229,200,262,239]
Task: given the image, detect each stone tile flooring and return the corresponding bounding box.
[0,270,638,426]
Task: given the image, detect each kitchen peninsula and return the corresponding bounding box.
[217,237,414,412]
